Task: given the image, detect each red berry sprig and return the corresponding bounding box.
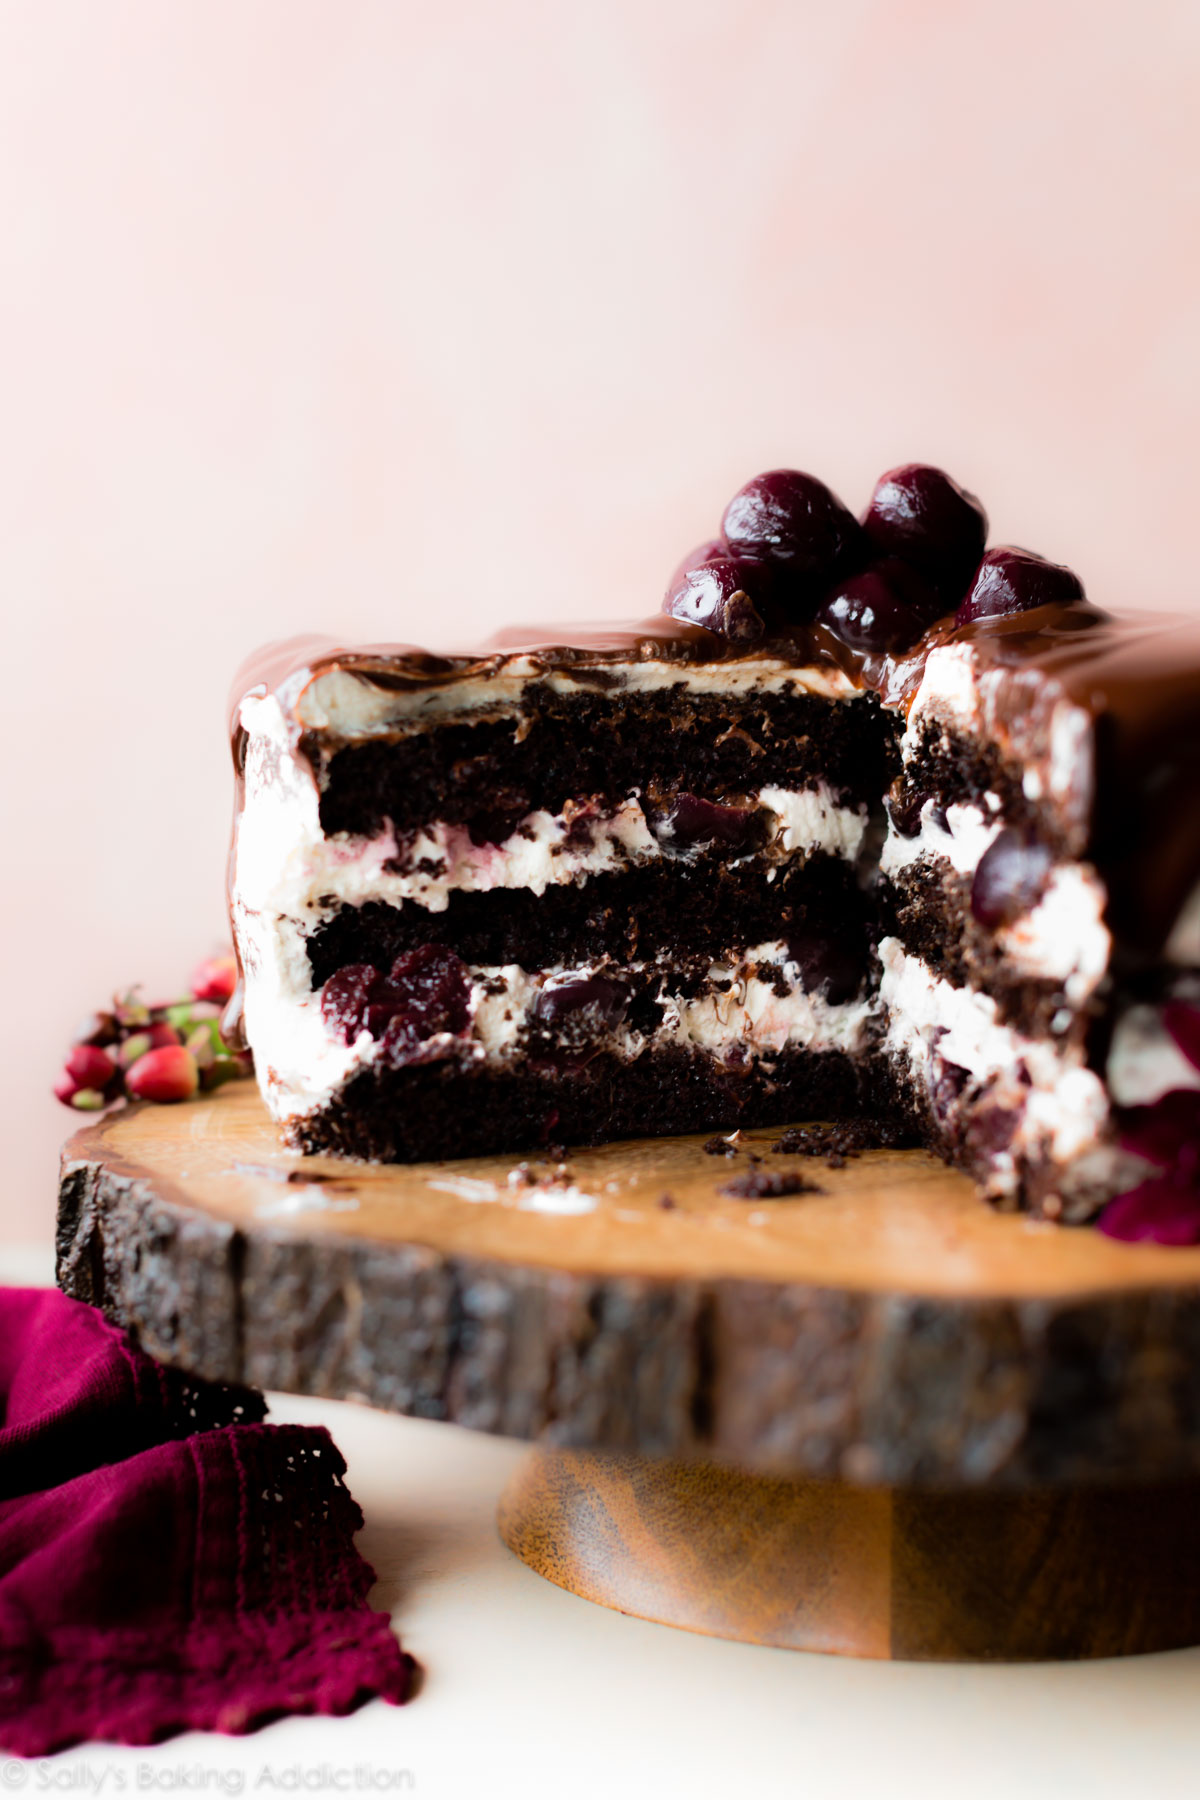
[54,955,252,1111]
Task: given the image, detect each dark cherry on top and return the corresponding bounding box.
[661,463,1088,655]
[721,470,862,584]
[956,547,1087,625]
[862,464,988,600]
[663,468,864,641]
[813,557,941,655]
[664,553,766,644]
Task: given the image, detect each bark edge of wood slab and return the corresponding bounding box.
[498,1451,1200,1660]
[54,1082,1200,1490]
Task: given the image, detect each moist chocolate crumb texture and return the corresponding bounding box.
[224,463,1200,1221]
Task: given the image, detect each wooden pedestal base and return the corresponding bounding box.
[498,1451,1200,1661]
[56,1090,1200,1659]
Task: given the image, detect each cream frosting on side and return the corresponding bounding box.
[877,937,1128,1214]
[880,798,1111,1003]
[233,695,374,1119]
[904,643,982,735]
[904,643,1094,822]
[998,864,1110,1003]
[880,797,1003,879]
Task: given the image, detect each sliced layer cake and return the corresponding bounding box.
[225,465,1200,1221]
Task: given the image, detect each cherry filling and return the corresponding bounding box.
[531,975,629,1029]
[886,783,948,840]
[527,974,632,1063]
[929,1056,971,1128]
[651,793,760,852]
[970,829,1054,928]
[783,930,868,1005]
[321,945,472,1063]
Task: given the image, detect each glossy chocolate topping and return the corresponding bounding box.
[228,616,735,720]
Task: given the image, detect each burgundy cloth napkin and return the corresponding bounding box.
[0,1287,412,1756]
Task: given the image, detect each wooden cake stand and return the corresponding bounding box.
[57,1082,1200,1662]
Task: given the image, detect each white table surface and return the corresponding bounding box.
[7,1246,1200,1799]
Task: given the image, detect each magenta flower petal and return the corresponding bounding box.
[1098,1178,1200,1246]
[1118,1089,1200,1167]
[1164,1001,1200,1073]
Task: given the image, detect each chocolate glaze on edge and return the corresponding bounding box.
[221,601,1200,1047]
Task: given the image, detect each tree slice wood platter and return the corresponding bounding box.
[56,1081,1200,1491]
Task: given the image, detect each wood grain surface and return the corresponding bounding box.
[499,1451,1200,1660]
[55,1082,1200,1488]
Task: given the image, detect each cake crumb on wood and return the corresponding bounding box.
[720,1169,825,1200]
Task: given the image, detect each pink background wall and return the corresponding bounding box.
[5,1,1198,1240]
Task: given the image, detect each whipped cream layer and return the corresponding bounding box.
[472,943,876,1064]
[900,643,1095,836]
[878,938,1132,1216]
[881,795,1004,880]
[248,940,877,1125]
[369,781,866,913]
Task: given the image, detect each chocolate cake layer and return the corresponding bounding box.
[287,1043,870,1163]
[313,686,898,840]
[886,726,1065,853]
[306,852,872,986]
